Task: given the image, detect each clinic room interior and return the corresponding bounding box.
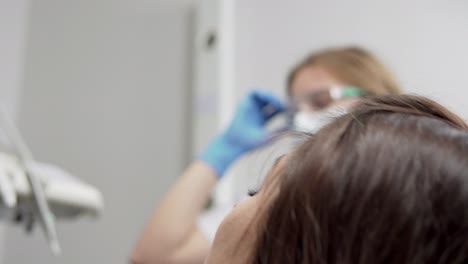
[1,0,468,263]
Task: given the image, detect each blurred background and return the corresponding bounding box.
[0,0,467,263]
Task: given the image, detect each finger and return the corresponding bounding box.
[262,104,284,120]
[249,91,286,121]
[251,91,286,112]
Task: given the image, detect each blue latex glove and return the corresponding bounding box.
[200,91,285,177]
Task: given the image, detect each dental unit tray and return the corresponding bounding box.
[0,108,104,255]
[0,107,61,255]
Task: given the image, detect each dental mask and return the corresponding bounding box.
[292,107,348,133]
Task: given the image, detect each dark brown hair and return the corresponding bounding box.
[251,95,468,263]
[287,46,401,96]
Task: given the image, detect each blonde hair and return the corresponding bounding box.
[287,46,401,96]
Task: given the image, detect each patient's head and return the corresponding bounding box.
[205,95,468,264]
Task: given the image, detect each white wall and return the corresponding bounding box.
[0,0,28,119]
[235,0,468,118]
[4,0,195,263]
[0,0,29,263]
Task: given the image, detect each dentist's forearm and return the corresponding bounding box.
[132,161,217,264]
